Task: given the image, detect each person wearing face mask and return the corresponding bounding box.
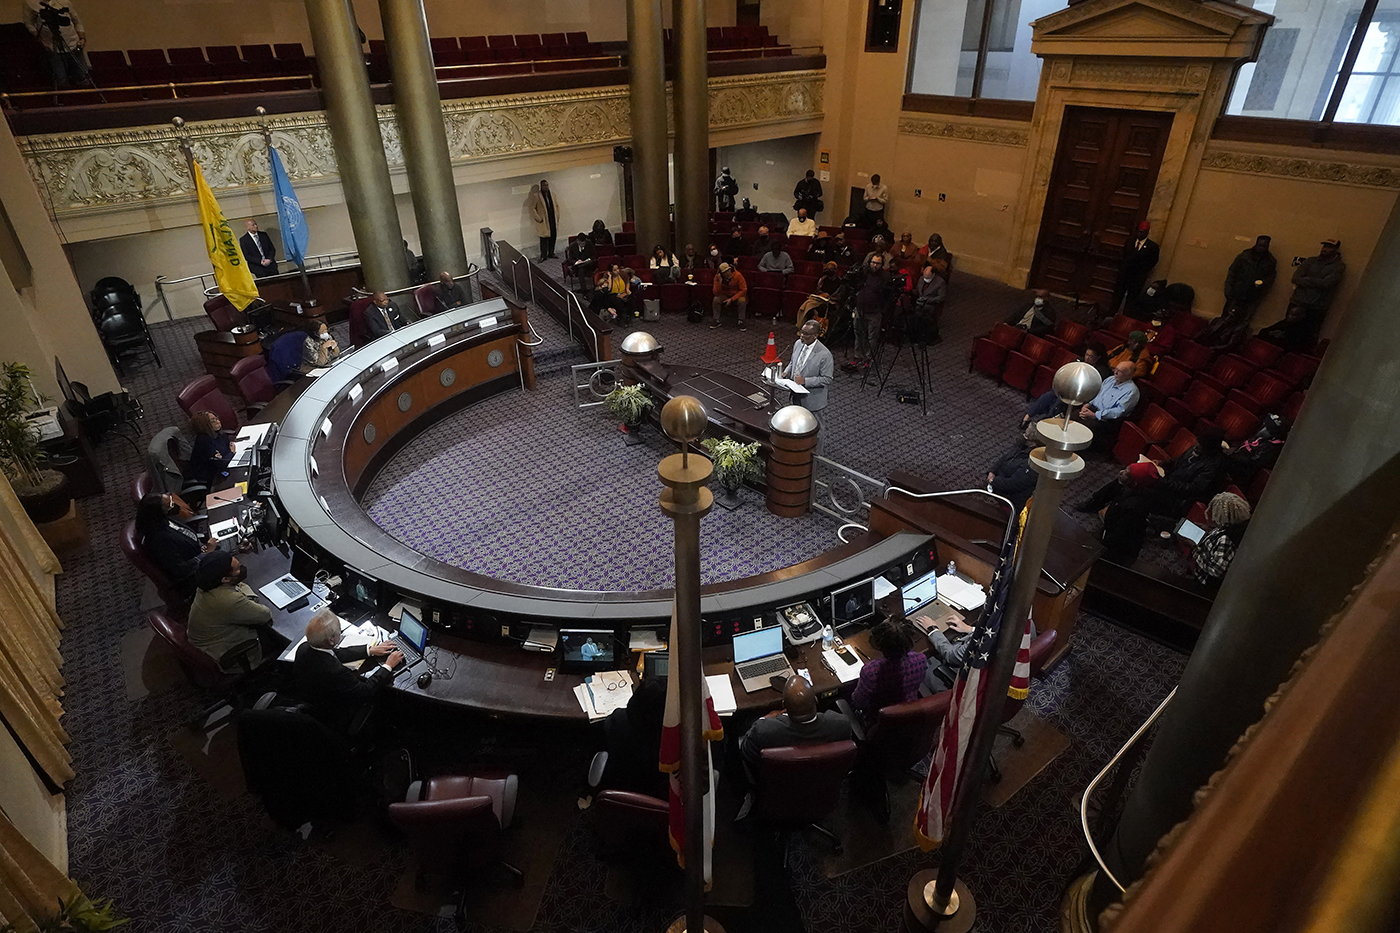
[704,244,724,269]
[911,262,946,343]
[783,319,834,452]
[302,321,340,369]
[136,493,216,600]
[187,551,274,672]
[1006,289,1057,337]
[1128,278,1169,323]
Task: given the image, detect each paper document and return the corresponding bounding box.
[872,575,897,600]
[305,367,330,377]
[706,674,738,716]
[236,423,274,446]
[763,372,809,395]
[573,670,634,722]
[937,574,987,611]
[629,629,666,652]
[823,647,864,684]
[284,618,376,667]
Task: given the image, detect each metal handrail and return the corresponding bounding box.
[836,522,866,544]
[517,318,544,348]
[1080,687,1178,894]
[349,265,480,300]
[155,249,361,319]
[530,262,601,360]
[1,73,316,104]
[885,486,1019,565]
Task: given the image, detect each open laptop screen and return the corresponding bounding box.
[733,626,783,664]
[398,608,428,653]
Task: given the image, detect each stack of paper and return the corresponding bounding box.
[524,626,558,652]
[823,647,864,684]
[705,674,738,716]
[573,671,634,722]
[937,574,987,611]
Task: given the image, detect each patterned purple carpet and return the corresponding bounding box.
[44,262,1187,933]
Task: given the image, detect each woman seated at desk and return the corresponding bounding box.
[136,492,215,599]
[188,411,235,486]
[302,321,340,370]
[850,618,928,723]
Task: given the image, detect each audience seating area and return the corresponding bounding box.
[970,310,1324,513]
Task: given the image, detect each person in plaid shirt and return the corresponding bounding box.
[1193,492,1251,586]
[851,618,928,723]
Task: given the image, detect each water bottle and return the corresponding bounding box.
[946,560,957,578]
[822,624,835,651]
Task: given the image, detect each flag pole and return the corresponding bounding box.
[256,106,314,303]
[171,116,208,307]
[907,361,1100,933]
[657,396,724,933]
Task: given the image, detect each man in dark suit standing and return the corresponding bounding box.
[364,291,407,341]
[240,219,280,278]
[1111,220,1159,316]
[293,609,403,734]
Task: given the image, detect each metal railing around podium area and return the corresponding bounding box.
[154,249,361,320]
[480,227,609,363]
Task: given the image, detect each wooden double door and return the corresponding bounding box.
[1031,106,1173,310]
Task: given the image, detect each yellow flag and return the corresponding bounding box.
[192,160,259,311]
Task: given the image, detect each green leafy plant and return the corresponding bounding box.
[604,384,655,426]
[0,361,49,489]
[0,894,128,932]
[701,437,762,492]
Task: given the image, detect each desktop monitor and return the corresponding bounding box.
[643,650,669,681]
[831,579,875,628]
[902,569,940,616]
[289,544,319,584]
[558,629,618,672]
[341,566,380,609]
[397,607,429,654]
[54,356,76,407]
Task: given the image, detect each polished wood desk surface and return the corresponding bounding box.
[630,360,782,442]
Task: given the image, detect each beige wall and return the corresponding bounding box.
[0,725,66,873]
[716,133,820,218]
[0,120,119,400]
[0,0,736,51]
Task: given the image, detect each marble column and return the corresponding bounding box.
[1091,195,1400,919]
[303,0,408,292]
[670,0,710,255]
[626,0,670,254]
[379,0,468,279]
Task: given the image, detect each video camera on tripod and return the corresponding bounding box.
[35,0,80,54]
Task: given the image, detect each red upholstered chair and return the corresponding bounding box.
[1147,427,1198,462]
[388,771,522,920]
[1163,380,1224,428]
[970,323,1025,377]
[756,741,858,852]
[413,283,442,318]
[1030,347,1080,399]
[146,607,224,688]
[1197,400,1260,443]
[348,296,373,348]
[1104,315,1137,339]
[591,790,670,861]
[176,375,241,432]
[1246,467,1272,507]
[1002,334,1054,392]
[1112,404,1179,465]
[1169,340,1216,371]
[1236,336,1284,370]
[781,291,807,321]
[787,274,818,295]
[122,521,190,618]
[735,255,759,273]
[203,295,245,331]
[751,271,784,290]
[1227,371,1291,415]
[1271,352,1320,389]
[655,283,687,313]
[1088,330,1120,354]
[1167,311,1209,342]
[1281,391,1306,423]
[863,692,951,774]
[750,287,783,319]
[129,470,156,504]
[229,355,289,414]
[1047,318,1090,351]
[1194,354,1257,396]
[1137,360,1192,410]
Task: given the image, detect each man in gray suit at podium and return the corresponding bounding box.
[784,319,834,453]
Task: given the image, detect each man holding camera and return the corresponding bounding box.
[848,253,896,367]
[25,0,87,87]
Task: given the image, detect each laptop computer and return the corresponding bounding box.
[258,572,313,610]
[391,607,429,668]
[901,569,939,616]
[732,626,795,694]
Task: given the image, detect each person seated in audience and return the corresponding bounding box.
[1006,289,1057,336]
[364,291,407,341]
[1128,278,1169,323]
[724,225,747,262]
[919,612,979,695]
[797,262,845,331]
[710,262,748,331]
[136,492,215,599]
[188,410,234,486]
[590,263,631,322]
[649,245,678,283]
[566,232,598,294]
[911,263,946,340]
[786,208,816,238]
[187,551,273,672]
[293,608,403,734]
[1193,492,1251,588]
[986,422,1040,514]
[919,233,952,281]
[1080,426,1226,521]
[869,215,892,244]
[1021,342,1110,426]
[590,218,613,246]
[677,243,705,271]
[1225,413,1288,482]
[864,235,895,268]
[751,225,775,257]
[734,198,759,223]
[706,244,724,268]
[598,676,668,798]
[1258,303,1316,352]
[1108,330,1155,378]
[850,618,928,724]
[757,240,794,276]
[1097,461,1161,563]
[807,230,835,263]
[737,674,852,813]
[892,232,920,265]
[1078,360,1140,437]
[302,321,340,370]
[430,270,468,313]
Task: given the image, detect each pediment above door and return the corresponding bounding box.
[1032,0,1272,60]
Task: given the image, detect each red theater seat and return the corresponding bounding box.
[1194,354,1257,396]
[1113,404,1179,465]
[1227,371,1291,414]
[1169,340,1216,371]
[1163,380,1224,427]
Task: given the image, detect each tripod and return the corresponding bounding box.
[861,295,933,416]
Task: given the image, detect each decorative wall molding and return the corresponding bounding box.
[19,70,824,217]
[1201,146,1400,190]
[897,114,1029,148]
[1061,59,1212,91]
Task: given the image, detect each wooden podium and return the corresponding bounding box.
[766,406,819,517]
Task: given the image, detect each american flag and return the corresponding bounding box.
[914,522,1021,850]
[658,602,724,882]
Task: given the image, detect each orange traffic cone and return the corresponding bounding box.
[760,331,781,365]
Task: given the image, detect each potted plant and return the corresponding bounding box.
[0,361,70,523]
[701,437,762,510]
[604,384,655,446]
[0,893,127,932]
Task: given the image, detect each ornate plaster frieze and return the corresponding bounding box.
[1201,146,1400,190]
[19,70,824,216]
[1060,59,1211,90]
[897,114,1029,148]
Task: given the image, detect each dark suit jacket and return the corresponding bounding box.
[143,518,204,596]
[240,231,279,278]
[433,282,468,313]
[293,642,394,733]
[364,300,406,341]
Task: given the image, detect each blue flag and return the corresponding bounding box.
[268,146,308,267]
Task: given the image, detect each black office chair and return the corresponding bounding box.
[95,306,161,374]
[146,426,207,507]
[89,276,142,322]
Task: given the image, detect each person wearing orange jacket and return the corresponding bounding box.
[710,262,749,331]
